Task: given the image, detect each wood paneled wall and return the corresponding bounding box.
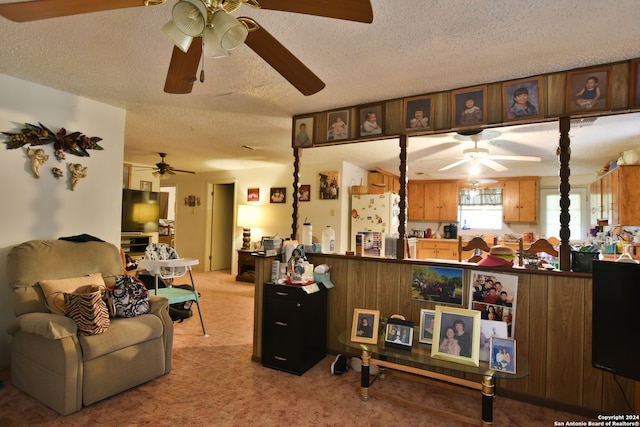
[253,254,635,416]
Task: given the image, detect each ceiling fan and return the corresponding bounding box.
[0,0,373,96]
[438,134,541,173]
[140,152,196,178]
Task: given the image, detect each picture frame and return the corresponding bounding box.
[358,102,384,137]
[292,115,314,148]
[479,319,508,362]
[468,270,518,338]
[269,187,286,204]
[490,337,516,374]
[411,265,464,305]
[350,308,380,345]
[247,188,260,202]
[140,180,152,192]
[431,305,481,367]
[319,170,339,200]
[384,317,414,349]
[630,59,640,108]
[403,95,434,133]
[298,184,311,202]
[502,76,544,122]
[452,85,487,128]
[327,110,350,141]
[418,308,436,344]
[566,66,612,113]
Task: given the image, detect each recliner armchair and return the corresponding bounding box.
[6,239,173,415]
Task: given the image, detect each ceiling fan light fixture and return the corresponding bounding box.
[470,163,481,176]
[172,0,207,37]
[211,8,248,50]
[203,27,230,58]
[161,19,194,53]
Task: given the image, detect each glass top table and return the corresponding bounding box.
[339,330,528,426]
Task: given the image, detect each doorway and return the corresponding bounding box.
[208,182,235,271]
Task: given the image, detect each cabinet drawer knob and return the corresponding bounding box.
[275,291,289,296]
[275,321,288,327]
[274,356,287,361]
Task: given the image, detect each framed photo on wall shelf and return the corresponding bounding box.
[292,115,314,148]
[269,187,286,203]
[358,102,384,137]
[566,66,612,113]
[502,76,544,122]
[403,95,434,133]
[630,59,640,108]
[327,110,350,141]
[350,308,380,345]
[452,85,487,128]
[431,305,480,367]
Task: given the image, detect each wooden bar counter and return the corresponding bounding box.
[251,253,635,417]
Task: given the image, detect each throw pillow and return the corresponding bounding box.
[40,273,106,315]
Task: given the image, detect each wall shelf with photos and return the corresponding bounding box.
[292,58,640,147]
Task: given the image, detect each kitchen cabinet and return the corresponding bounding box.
[262,282,327,375]
[416,239,458,260]
[589,179,601,226]
[408,181,458,221]
[503,178,538,223]
[591,165,640,226]
[368,171,400,193]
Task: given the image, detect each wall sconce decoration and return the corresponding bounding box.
[237,204,260,250]
[184,195,201,207]
[68,163,88,191]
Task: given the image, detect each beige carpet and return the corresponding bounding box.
[0,270,594,426]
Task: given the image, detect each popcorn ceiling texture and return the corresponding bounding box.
[0,0,639,177]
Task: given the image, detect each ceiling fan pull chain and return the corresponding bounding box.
[199,49,206,83]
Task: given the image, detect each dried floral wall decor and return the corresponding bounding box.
[3,122,103,157]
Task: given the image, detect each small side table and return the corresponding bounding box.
[236,250,256,283]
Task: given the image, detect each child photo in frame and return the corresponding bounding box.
[452,86,487,128]
[327,110,349,141]
[419,308,436,344]
[566,66,611,113]
[431,306,480,367]
[358,103,383,137]
[384,317,414,349]
[490,337,516,374]
[350,308,380,345]
[503,77,543,121]
[292,116,314,148]
[404,95,433,132]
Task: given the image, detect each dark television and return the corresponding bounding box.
[121,189,160,233]
[592,260,640,381]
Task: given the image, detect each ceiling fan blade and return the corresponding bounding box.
[479,158,508,172]
[164,39,202,94]
[0,0,150,23]
[487,154,542,162]
[243,22,325,96]
[171,169,196,174]
[256,0,373,23]
[438,158,471,171]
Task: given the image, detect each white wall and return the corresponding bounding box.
[0,74,126,369]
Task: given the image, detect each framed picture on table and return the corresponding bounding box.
[431,306,480,367]
[384,317,414,350]
[419,308,436,344]
[350,308,380,345]
[490,337,516,374]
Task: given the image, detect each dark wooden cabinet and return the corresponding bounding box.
[262,282,327,375]
[236,250,256,282]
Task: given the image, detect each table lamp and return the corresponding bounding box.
[237,204,259,250]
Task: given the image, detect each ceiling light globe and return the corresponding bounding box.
[470,164,481,176]
[172,1,207,37]
[212,9,248,50]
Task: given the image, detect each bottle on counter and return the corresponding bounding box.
[321,226,336,254]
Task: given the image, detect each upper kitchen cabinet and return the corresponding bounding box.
[368,171,400,194]
[593,165,640,226]
[408,181,458,222]
[503,178,538,223]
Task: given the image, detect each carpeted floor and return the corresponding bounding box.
[0,270,595,426]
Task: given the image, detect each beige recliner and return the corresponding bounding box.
[6,239,174,415]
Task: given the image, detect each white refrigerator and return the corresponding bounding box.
[350,192,400,257]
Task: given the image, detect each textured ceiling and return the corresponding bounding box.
[1,0,640,180]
